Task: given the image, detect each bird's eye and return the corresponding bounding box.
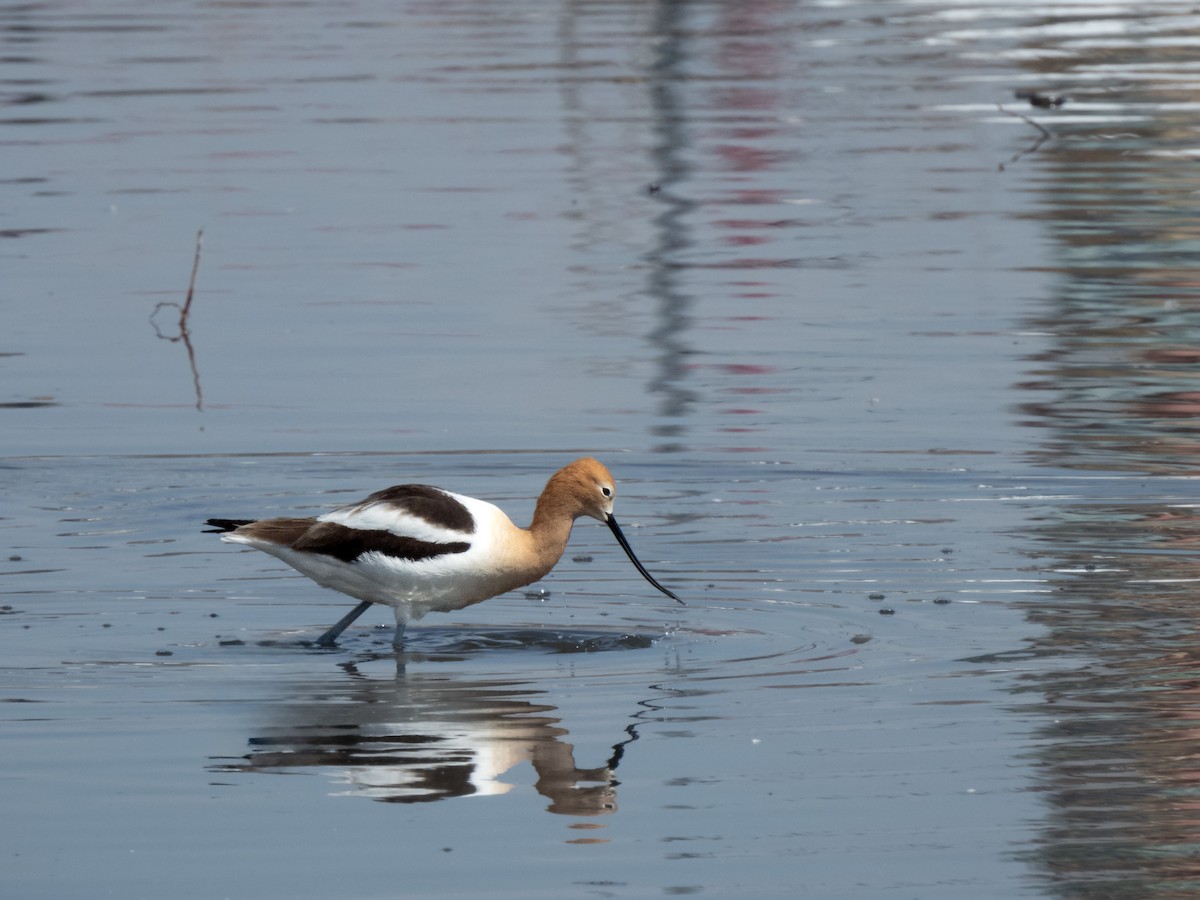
[601,486,612,497]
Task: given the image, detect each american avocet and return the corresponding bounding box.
[205,457,680,647]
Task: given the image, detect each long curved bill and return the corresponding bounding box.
[606,514,683,604]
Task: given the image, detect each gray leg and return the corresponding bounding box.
[392,608,408,649]
[314,600,373,647]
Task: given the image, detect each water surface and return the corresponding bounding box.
[5,2,1200,898]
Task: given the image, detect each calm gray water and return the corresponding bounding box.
[5,2,1200,898]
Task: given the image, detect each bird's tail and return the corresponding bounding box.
[204,518,255,533]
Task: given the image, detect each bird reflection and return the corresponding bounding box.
[210,659,624,816]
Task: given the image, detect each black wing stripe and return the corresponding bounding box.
[291,521,471,564]
[351,485,476,534]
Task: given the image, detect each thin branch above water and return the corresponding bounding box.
[150,229,205,411]
[997,103,1053,171]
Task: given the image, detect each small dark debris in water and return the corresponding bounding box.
[0,605,14,613]
[850,634,872,644]
[157,626,166,631]
[868,592,885,601]
[572,554,593,563]
[933,596,952,605]
[102,622,112,628]
[1084,564,1096,572]
[219,639,245,646]
[879,608,895,616]
[647,183,660,194]
[941,548,953,555]
[1015,89,1067,109]
[524,589,551,599]
[155,649,173,657]
[0,228,61,239]
[8,555,21,562]
[208,612,219,617]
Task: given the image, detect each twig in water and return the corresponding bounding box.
[181,228,203,321]
[150,229,205,411]
[996,103,1053,171]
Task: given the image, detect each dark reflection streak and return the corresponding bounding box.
[1011,26,1200,895]
[605,721,639,776]
[555,4,604,257]
[605,684,675,780]
[644,0,698,452]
